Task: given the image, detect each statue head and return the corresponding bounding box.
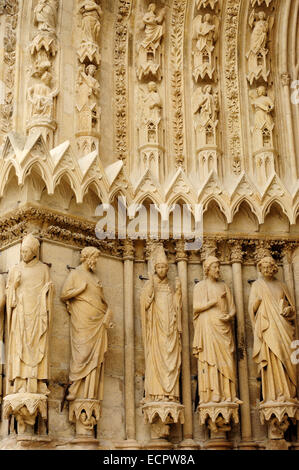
[80,247,100,272]
[257,11,266,20]
[41,71,52,87]
[148,81,157,92]
[204,13,211,22]
[203,256,220,280]
[153,245,168,280]
[148,3,156,12]
[21,234,40,263]
[257,85,266,97]
[86,64,97,77]
[258,256,278,279]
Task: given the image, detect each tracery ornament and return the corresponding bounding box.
[0,0,19,141]
[114,0,132,162]
[223,0,242,175]
[170,0,187,168]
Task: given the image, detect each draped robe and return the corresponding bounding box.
[61,267,109,401]
[248,278,296,402]
[6,259,53,394]
[140,275,182,401]
[193,280,237,403]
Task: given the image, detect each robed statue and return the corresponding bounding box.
[6,234,54,395]
[61,247,113,403]
[249,256,297,403]
[140,245,182,403]
[193,256,240,404]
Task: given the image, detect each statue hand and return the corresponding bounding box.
[282,306,295,318]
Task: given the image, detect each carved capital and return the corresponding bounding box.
[4,393,47,435]
[259,401,299,439]
[201,239,217,260]
[254,241,272,263]
[69,399,101,436]
[123,239,135,260]
[142,402,185,426]
[281,73,291,87]
[198,402,241,433]
[175,239,188,262]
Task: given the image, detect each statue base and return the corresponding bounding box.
[69,399,101,438]
[3,393,47,435]
[114,439,141,450]
[259,400,299,439]
[198,401,241,433]
[142,401,185,445]
[178,438,200,450]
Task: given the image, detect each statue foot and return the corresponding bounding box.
[211,394,221,403]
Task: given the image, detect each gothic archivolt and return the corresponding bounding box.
[0,0,297,451]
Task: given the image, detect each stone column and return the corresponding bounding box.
[118,240,139,449]
[230,241,256,450]
[176,240,197,449]
[291,246,299,450]
[282,244,296,301]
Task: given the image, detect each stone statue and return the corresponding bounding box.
[34,0,58,33]
[139,81,162,125]
[77,0,102,64]
[249,257,297,403]
[193,256,241,432]
[250,86,274,149]
[247,11,273,84]
[137,3,165,81]
[61,247,113,436]
[4,234,54,434]
[193,85,218,149]
[6,234,53,395]
[249,256,299,438]
[76,64,100,132]
[79,0,102,45]
[140,245,184,440]
[27,72,59,123]
[192,14,219,81]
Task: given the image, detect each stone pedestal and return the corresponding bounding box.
[3,393,47,435]
[259,401,299,444]
[142,401,185,449]
[69,399,101,438]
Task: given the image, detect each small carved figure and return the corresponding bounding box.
[27,71,59,122]
[79,0,102,45]
[139,81,162,125]
[249,86,274,149]
[137,3,165,81]
[192,14,219,81]
[249,257,297,403]
[247,11,273,84]
[193,85,218,148]
[34,0,58,33]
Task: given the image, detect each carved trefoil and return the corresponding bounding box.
[193,85,220,177]
[136,3,165,82]
[3,234,54,436]
[138,82,164,180]
[192,14,219,82]
[61,247,113,439]
[140,246,185,443]
[246,11,273,85]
